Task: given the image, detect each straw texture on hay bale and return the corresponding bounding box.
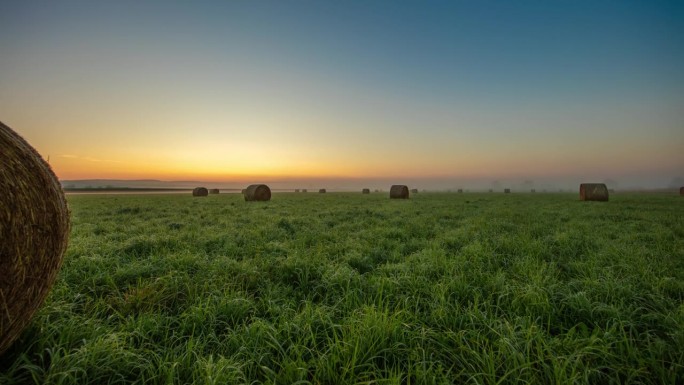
[192,187,208,197]
[410,189,418,194]
[681,187,684,196]
[244,184,271,201]
[579,183,609,201]
[389,185,409,199]
[362,188,370,194]
[0,121,70,355]
[209,189,219,194]
[319,189,326,193]
[504,188,511,193]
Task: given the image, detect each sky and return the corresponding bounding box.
[1,1,683,190]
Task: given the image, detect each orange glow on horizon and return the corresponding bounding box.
[20,117,682,184]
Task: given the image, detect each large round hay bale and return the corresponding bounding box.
[410,188,418,194]
[504,188,511,193]
[579,183,608,201]
[680,187,684,196]
[389,185,409,199]
[0,121,70,355]
[319,189,326,193]
[209,189,219,194]
[302,189,307,193]
[244,184,271,201]
[294,189,300,193]
[192,187,208,197]
[362,188,370,194]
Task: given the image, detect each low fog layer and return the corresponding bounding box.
[62,174,684,192]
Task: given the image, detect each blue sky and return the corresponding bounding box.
[1,1,682,189]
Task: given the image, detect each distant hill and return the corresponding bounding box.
[60,179,232,190]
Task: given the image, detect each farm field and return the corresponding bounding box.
[1,192,683,384]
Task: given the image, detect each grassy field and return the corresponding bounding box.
[1,192,683,384]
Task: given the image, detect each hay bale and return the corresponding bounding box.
[579,183,609,201]
[0,121,70,355]
[410,189,418,194]
[681,187,684,196]
[362,188,370,194]
[244,184,271,201]
[488,189,493,193]
[241,189,246,194]
[504,188,511,193]
[209,189,220,194]
[319,189,326,193]
[531,189,536,193]
[389,185,409,199]
[295,189,300,193]
[192,187,208,197]
[302,189,307,193]
[457,189,463,193]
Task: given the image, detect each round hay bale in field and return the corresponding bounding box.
[0,121,70,355]
[209,189,219,194]
[680,187,684,196]
[244,184,271,201]
[362,188,370,194]
[504,188,511,193]
[295,189,300,193]
[319,189,326,193]
[531,189,536,193]
[302,189,308,193]
[457,189,463,193]
[579,183,609,201]
[192,187,208,197]
[410,188,418,194]
[389,185,409,199]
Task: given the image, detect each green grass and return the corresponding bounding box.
[2,192,683,384]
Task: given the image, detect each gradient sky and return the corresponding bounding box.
[1,1,683,188]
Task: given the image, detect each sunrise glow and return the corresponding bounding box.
[1,1,682,189]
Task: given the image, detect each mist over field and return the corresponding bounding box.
[61,173,684,192]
